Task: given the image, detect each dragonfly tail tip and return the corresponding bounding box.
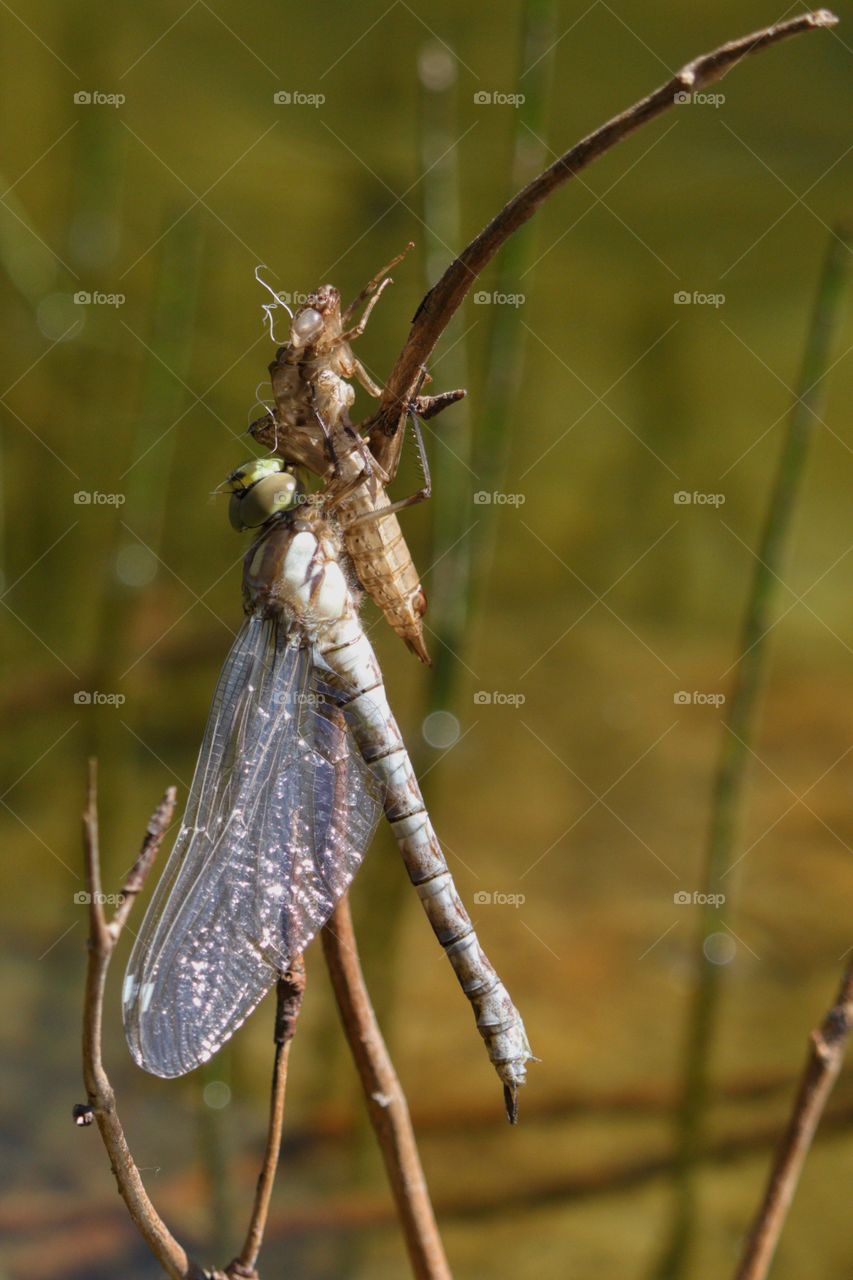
[503,1083,519,1125]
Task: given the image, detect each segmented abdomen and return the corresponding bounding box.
[337,483,429,664]
[315,612,532,1094]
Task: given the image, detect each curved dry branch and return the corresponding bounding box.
[78,762,198,1280]
[364,9,838,459]
[77,762,306,1280]
[322,896,451,1280]
[734,958,853,1280]
[230,960,306,1278]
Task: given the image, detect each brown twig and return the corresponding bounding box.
[734,959,853,1280]
[78,761,304,1280]
[364,9,837,453]
[322,896,451,1280]
[229,960,306,1279]
[78,761,199,1280]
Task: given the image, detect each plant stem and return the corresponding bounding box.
[657,229,851,1279]
[735,958,853,1280]
[231,959,306,1277]
[322,896,451,1280]
[79,763,198,1280]
[468,0,557,613]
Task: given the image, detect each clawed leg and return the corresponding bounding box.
[341,276,395,343]
[310,401,345,480]
[352,357,383,399]
[341,242,415,327]
[346,410,432,527]
[323,424,392,516]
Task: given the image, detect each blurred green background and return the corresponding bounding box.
[2,2,852,1277]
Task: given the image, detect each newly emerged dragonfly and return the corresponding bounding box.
[123,460,531,1114]
[250,248,463,665]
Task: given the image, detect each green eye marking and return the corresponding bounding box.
[225,457,286,493]
[225,459,299,531]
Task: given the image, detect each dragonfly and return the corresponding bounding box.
[249,248,463,665]
[123,459,531,1117]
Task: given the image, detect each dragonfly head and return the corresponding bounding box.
[225,458,300,531]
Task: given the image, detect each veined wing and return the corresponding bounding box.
[123,614,380,1078]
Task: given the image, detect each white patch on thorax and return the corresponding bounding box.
[282,531,318,594]
[282,529,348,622]
[249,542,267,578]
[310,561,348,620]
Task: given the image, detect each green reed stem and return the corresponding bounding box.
[656,228,851,1280]
[416,39,473,718]
[468,0,556,619]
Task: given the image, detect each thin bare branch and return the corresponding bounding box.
[230,959,306,1279]
[78,766,199,1280]
[363,9,838,455]
[322,896,451,1280]
[734,959,853,1280]
[110,783,177,938]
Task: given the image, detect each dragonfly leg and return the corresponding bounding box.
[341,277,395,343]
[324,431,391,515]
[312,405,343,478]
[352,358,383,399]
[345,410,431,528]
[341,242,414,327]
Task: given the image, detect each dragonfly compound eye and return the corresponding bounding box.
[226,457,285,493]
[291,307,324,346]
[229,471,299,531]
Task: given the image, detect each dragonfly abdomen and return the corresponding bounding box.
[312,598,532,1094]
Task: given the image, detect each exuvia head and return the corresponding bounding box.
[289,285,342,350]
[290,306,324,348]
[225,458,299,531]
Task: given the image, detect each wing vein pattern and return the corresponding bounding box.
[123,615,380,1077]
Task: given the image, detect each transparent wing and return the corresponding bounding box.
[123,615,381,1078]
